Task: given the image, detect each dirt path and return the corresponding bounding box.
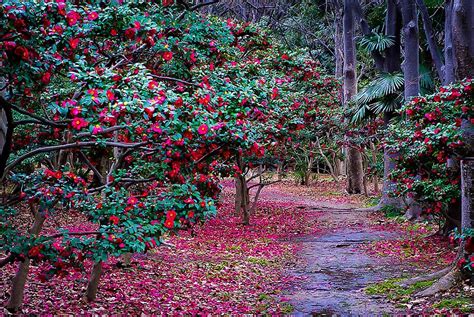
[257,185,421,315]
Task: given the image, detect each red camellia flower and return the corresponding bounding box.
[166,210,177,220]
[163,51,173,61]
[198,124,208,135]
[281,53,289,60]
[148,80,158,89]
[271,87,279,99]
[163,0,174,6]
[124,28,136,40]
[28,245,43,258]
[41,72,51,84]
[66,11,81,26]
[164,218,174,228]
[14,46,29,60]
[406,108,414,116]
[71,117,88,130]
[109,215,119,225]
[174,97,183,107]
[106,90,115,101]
[69,38,79,49]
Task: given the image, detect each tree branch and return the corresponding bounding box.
[4,141,149,177]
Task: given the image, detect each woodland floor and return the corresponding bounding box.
[2,177,473,315]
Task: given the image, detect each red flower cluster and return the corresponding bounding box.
[164,210,177,228]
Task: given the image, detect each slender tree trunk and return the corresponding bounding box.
[240,175,250,225]
[343,0,364,194]
[452,0,474,80]
[444,0,456,85]
[416,0,445,81]
[400,0,422,218]
[334,0,344,81]
[86,261,103,302]
[0,95,13,179]
[235,176,242,215]
[400,0,420,99]
[277,161,284,181]
[236,154,250,225]
[369,142,379,194]
[455,1,474,250]
[377,0,404,209]
[6,209,45,312]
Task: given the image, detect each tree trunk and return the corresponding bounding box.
[444,0,456,85]
[277,161,284,181]
[377,0,404,209]
[240,175,250,225]
[236,154,250,225]
[235,176,242,215]
[0,96,13,179]
[86,261,103,302]
[400,0,420,100]
[452,0,474,80]
[334,0,344,81]
[6,209,45,312]
[461,120,474,262]
[401,0,422,218]
[454,0,474,244]
[343,0,364,194]
[416,0,445,81]
[369,142,379,194]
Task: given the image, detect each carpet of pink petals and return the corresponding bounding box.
[361,222,456,268]
[1,186,321,314]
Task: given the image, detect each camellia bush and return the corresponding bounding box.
[0,0,337,311]
[387,79,474,273]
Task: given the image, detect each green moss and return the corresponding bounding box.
[280,302,294,314]
[366,278,435,301]
[248,256,271,266]
[366,278,403,296]
[432,297,473,313]
[380,205,404,219]
[364,197,380,207]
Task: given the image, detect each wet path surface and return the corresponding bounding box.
[284,209,416,316]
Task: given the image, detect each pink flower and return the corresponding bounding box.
[70,107,81,116]
[198,124,208,135]
[92,125,103,135]
[151,123,162,134]
[127,196,138,205]
[88,11,99,21]
[66,11,81,26]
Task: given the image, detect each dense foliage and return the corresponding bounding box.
[388,80,473,214]
[0,0,337,290]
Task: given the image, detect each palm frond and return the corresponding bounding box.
[354,72,404,105]
[419,64,435,90]
[358,33,395,53]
